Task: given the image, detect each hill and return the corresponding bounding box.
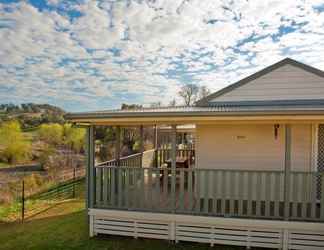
[0,103,66,130]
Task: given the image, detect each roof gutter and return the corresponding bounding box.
[65,109,324,122]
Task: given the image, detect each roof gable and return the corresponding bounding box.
[196,58,324,106]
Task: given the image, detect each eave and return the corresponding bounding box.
[66,110,324,126]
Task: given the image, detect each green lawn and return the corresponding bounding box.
[0,162,9,168]
[0,199,263,250]
[0,200,21,222]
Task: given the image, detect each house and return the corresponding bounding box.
[66,58,324,250]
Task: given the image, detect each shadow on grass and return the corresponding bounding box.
[0,201,265,250]
[24,198,83,221]
[0,185,85,223]
[0,198,83,224]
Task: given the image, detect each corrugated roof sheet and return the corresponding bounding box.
[66,101,324,120]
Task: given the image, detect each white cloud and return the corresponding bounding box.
[0,0,323,110]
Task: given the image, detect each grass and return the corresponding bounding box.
[0,198,66,223]
[0,162,9,168]
[0,180,84,223]
[0,198,263,250]
[0,183,263,250]
[0,200,21,222]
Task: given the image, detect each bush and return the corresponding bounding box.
[63,124,85,153]
[0,121,31,164]
[132,140,141,152]
[38,123,63,145]
[24,173,44,192]
[38,145,55,167]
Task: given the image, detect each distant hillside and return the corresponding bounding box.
[0,103,65,114]
[0,103,66,129]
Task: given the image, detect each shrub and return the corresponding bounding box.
[0,121,31,164]
[63,124,85,153]
[38,145,55,167]
[38,123,63,145]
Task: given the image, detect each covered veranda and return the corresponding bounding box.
[71,109,324,222]
[67,107,324,250]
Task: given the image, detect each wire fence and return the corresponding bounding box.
[22,173,85,221]
[0,167,85,223]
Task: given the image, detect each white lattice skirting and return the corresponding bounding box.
[89,209,324,250]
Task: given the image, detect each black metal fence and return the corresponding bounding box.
[21,175,85,221]
[0,167,85,222]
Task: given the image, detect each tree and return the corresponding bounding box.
[178,84,211,106]
[169,99,177,107]
[150,102,162,108]
[121,103,143,110]
[38,144,55,166]
[178,83,199,106]
[38,123,64,145]
[198,85,211,100]
[63,124,86,152]
[0,121,31,164]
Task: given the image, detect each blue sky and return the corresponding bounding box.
[0,0,324,112]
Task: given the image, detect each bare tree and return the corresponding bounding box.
[198,85,211,100]
[150,102,162,108]
[121,103,142,110]
[169,99,177,107]
[178,84,199,106]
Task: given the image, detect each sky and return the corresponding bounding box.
[0,0,324,112]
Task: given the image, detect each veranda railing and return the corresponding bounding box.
[97,148,195,169]
[92,166,324,222]
[97,153,142,168]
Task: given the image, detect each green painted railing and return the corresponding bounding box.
[93,166,324,222]
[98,149,195,169]
[97,153,142,168]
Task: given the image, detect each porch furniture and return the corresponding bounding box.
[166,157,189,168]
[156,148,194,168]
[160,157,190,181]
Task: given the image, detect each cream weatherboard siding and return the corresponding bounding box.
[291,124,313,172]
[196,124,313,171]
[210,64,324,102]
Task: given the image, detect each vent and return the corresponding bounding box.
[93,217,170,240]
[89,210,324,250]
[289,230,324,250]
[176,223,281,249]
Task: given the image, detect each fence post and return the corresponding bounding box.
[21,178,25,223]
[73,167,76,198]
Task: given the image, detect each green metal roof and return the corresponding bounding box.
[66,100,324,120]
